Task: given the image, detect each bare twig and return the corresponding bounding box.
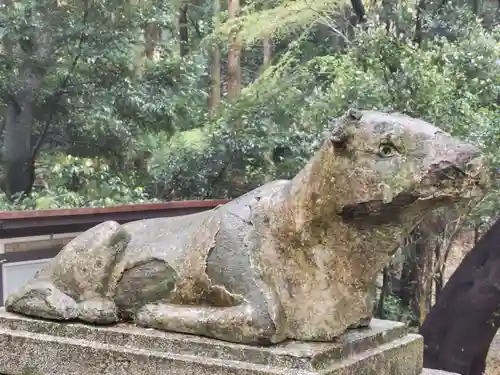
[302,0,352,45]
[431,200,477,279]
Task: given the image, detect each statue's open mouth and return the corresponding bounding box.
[339,193,419,221]
[338,187,479,223]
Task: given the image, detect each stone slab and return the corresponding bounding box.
[421,370,460,375]
[0,308,423,375]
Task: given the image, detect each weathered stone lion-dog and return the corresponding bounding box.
[5,109,490,346]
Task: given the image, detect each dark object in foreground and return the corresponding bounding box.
[420,218,500,375]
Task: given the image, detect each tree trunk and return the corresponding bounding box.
[144,23,162,60]
[381,0,393,32]
[350,0,367,23]
[208,0,221,112]
[399,251,417,313]
[470,0,480,14]
[227,0,241,101]
[420,218,500,375]
[1,5,46,198]
[262,36,271,71]
[418,229,435,323]
[398,226,435,326]
[414,0,427,46]
[376,267,390,319]
[433,243,444,300]
[2,97,36,198]
[1,0,82,198]
[179,4,189,57]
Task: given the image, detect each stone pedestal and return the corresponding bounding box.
[0,308,422,375]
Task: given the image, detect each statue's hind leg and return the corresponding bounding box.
[5,221,130,325]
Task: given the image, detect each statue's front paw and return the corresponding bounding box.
[77,297,119,324]
[5,281,78,321]
[349,316,372,329]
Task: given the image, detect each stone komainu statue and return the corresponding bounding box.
[5,109,489,345]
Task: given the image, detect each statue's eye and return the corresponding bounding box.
[378,142,397,157]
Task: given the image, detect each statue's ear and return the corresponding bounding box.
[327,117,349,150]
[346,108,363,121]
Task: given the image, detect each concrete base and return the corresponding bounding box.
[0,308,423,375]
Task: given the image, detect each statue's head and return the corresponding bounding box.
[320,109,490,224]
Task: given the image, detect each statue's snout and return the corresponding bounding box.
[424,144,490,197]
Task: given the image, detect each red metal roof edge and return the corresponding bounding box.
[0,199,231,220]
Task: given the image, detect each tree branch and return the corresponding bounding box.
[31,6,90,158]
[188,13,203,39]
[303,0,352,45]
[203,158,230,199]
[413,0,427,46]
[0,117,5,138]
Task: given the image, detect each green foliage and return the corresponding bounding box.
[0,154,153,211]
[0,0,208,162]
[1,0,499,213]
[218,0,346,45]
[209,6,499,193]
[378,294,417,323]
[116,53,209,134]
